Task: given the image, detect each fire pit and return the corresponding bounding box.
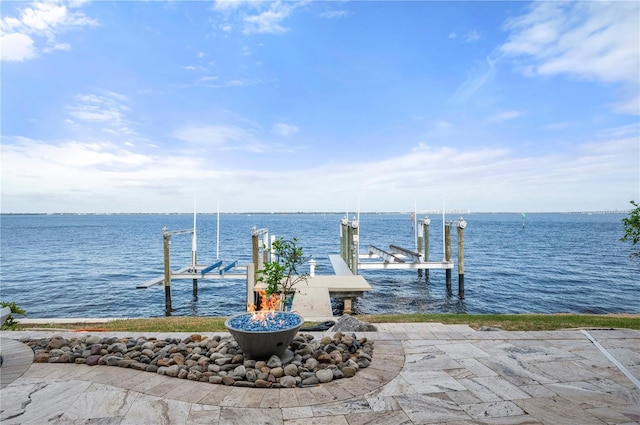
[225,311,303,361]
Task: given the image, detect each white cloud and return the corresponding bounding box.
[171,124,258,150]
[0,33,35,61]
[0,0,98,61]
[243,4,292,35]
[211,0,306,35]
[488,110,526,122]
[501,1,639,114]
[320,10,348,19]
[451,56,497,103]
[463,30,480,42]
[3,123,636,213]
[272,123,299,137]
[65,91,138,139]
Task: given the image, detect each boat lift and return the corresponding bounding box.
[339,213,467,296]
[136,206,244,315]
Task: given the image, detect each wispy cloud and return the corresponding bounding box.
[0,0,99,61]
[450,56,497,103]
[211,0,308,35]
[320,10,349,19]
[501,1,639,115]
[488,110,526,122]
[272,123,299,137]
[448,30,481,42]
[65,91,137,137]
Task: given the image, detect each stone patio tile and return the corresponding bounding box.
[124,393,193,425]
[322,382,356,402]
[129,372,175,393]
[519,384,558,398]
[587,406,640,425]
[144,375,191,397]
[446,367,476,379]
[546,381,634,408]
[285,415,348,424]
[504,340,582,362]
[403,352,462,371]
[307,386,340,404]
[60,382,138,421]
[310,397,371,417]
[457,357,499,377]
[477,354,555,386]
[531,360,602,382]
[294,388,318,406]
[399,370,467,393]
[282,405,313,420]
[334,376,374,397]
[344,409,413,425]
[279,388,300,408]
[459,376,531,402]
[219,406,283,425]
[393,392,472,423]
[258,387,281,408]
[367,375,416,398]
[445,389,482,405]
[402,341,441,355]
[461,400,525,420]
[198,384,235,405]
[436,342,491,359]
[513,396,608,425]
[186,404,221,425]
[1,379,91,424]
[163,381,218,404]
[15,363,54,379]
[614,404,640,422]
[219,386,249,407]
[237,388,265,408]
[364,392,401,412]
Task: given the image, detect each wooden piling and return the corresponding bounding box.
[420,217,430,280]
[163,231,172,316]
[246,263,255,310]
[251,231,259,284]
[457,218,466,297]
[350,220,359,275]
[340,217,348,264]
[445,222,452,293]
[192,278,198,300]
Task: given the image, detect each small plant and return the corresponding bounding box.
[1,301,26,330]
[621,200,640,263]
[258,237,310,299]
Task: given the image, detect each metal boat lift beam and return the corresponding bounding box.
[368,245,405,263]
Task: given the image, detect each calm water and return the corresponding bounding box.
[1,213,638,318]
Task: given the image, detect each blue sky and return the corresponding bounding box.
[1,0,638,213]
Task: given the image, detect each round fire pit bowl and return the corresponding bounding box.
[225,311,303,361]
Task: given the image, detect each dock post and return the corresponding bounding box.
[417,220,423,277]
[251,229,259,284]
[418,217,430,280]
[246,263,255,310]
[192,278,198,300]
[445,222,452,294]
[350,219,359,275]
[309,259,316,277]
[424,217,430,281]
[457,218,466,297]
[340,217,348,265]
[162,229,172,316]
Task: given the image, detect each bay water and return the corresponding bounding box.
[1,213,638,318]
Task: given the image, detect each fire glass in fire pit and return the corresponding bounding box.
[225,311,303,361]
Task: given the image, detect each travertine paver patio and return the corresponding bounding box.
[1,323,638,424]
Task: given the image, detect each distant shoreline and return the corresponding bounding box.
[0,210,631,216]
